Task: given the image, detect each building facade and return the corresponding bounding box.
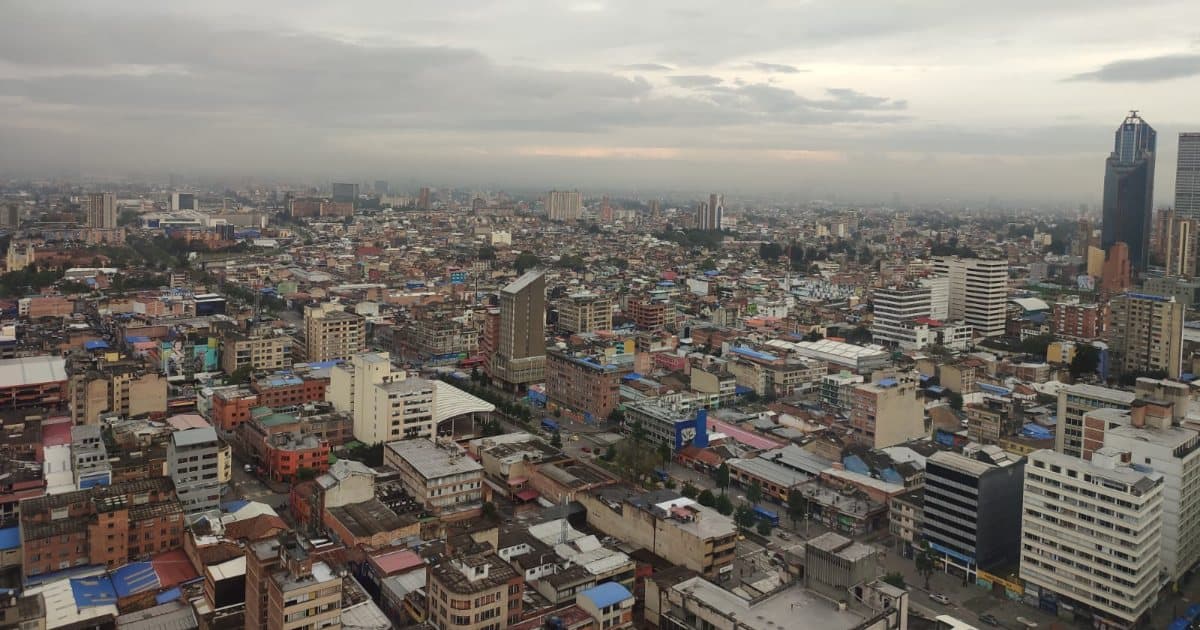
[1108,292,1184,378]
[167,427,222,518]
[426,551,524,629]
[932,257,1008,338]
[556,293,614,334]
[1102,111,1157,271]
[923,451,1024,578]
[303,303,366,363]
[849,374,926,449]
[385,439,484,520]
[1055,383,1135,459]
[489,271,546,388]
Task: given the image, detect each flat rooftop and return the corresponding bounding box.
[388,439,483,479]
[673,576,872,630]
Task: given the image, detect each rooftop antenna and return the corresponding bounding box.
[560,495,569,545]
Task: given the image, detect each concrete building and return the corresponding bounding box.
[0,355,64,412]
[71,424,111,490]
[1051,300,1107,341]
[578,487,737,581]
[1108,292,1184,378]
[87,192,117,229]
[923,450,1024,579]
[920,275,950,320]
[426,550,524,629]
[546,190,583,221]
[850,373,926,448]
[1100,405,1200,585]
[696,193,723,231]
[266,538,342,630]
[821,371,864,413]
[1020,448,1163,628]
[219,328,293,375]
[1055,383,1135,459]
[1162,210,1199,278]
[167,427,223,518]
[888,489,924,557]
[303,303,366,363]
[556,292,613,334]
[545,350,624,423]
[489,271,546,389]
[68,357,167,424]
[394,317,479,365]
[965,395,1020,444]
[871,286,932,348]
[385,439,484,521]
[933,257,1008,337]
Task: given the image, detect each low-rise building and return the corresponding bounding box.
[385,439,484,521]
[426,549,524,629]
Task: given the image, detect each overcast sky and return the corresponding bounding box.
[2,0,1199,204]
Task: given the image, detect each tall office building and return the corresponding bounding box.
[488,270,546,388]
[1020,448,1163,628]
[1109,292,1184,378]
[1176,133,1200,218]
[373,179,389,195]
[331,182,358,204]
[418,186,432,210]
[2,203,18,228]
[871,286,932,348]
[696,193,724,231]
[1162,209,1199,278]
[87,193,117,229]
[546,190,583,221]
[923,450,1024,579]
[1102,111,1157,271]
[932,257,1008,337]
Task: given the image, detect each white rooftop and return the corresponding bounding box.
[0,355,67,388]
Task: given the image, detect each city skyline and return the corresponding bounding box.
[2,1,1200,203]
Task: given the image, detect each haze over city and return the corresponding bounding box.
[4,0,1200,202]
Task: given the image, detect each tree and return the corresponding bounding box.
[481,419,503,437]
[756,519,773,536]
[1070,344,1101,379]
[477,245,497,260]
[657,444,673,468]
[608,407,626,424]
[681,483,699,499]
[714,463,730,495]
[697,489,716,506]
[758,242,784,261]
[947,391,963,411]
[715,493,734,515]
[296,467,317,481]
[734,503,757,529]
[481,501,499,519]
[665,478,677,490]
[746,480,763,506]
[787,489,808,527]
[227,364,254,385]
[915,540,937,589]
[882,572,906,589]
[514,251,540,274]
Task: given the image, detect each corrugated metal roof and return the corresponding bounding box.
[0,356,67,388]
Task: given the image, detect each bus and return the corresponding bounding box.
[753,506,780,527]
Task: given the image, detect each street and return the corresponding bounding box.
[227,451,290,511]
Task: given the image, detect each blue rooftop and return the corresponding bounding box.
[842,455,870,475]
[71,575,117,608]
[880,468,903,484]
[84,340,110,351]
[111,562,160,598]
[731,346,778,362]
[877,377,898,388]
[579,582,632,609]
[978,383,1012,396]
[156,587,182,605]
[126,335,150,343]
[0,527,17,551]
[221,500,249,513]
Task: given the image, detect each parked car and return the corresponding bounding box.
[929,593,951,605]
[979,613,1000,626]
[243,464,254,473]
[776,531,790,540]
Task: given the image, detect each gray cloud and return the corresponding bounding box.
[667,74,724,87]
[619,63,674,71]
[743,61,805,73]
[1066,53,1200,83]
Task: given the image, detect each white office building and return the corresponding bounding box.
[1055,383,1135,459]
[920,275,951,320]
[933,257,1008,337]
[1020,448,1163,628]
[871,287,932,348]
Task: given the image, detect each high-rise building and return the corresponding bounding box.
[87,192,117,229]
[2,203,19,228]
[1054,383,1135,459]
[923,450,1024,579]
[1020,448,1162,628]
[1109,292,1184,378]
[167,427,222,518]
[1102,111,1157,271]
[488,270,546,388]
[1101,242,1133,293]
[418,186,432,210]
[169,192,196,211]
[303,303,366,363]
[871,286,932,348]
[546,190,583,221]
[919,275,950,320]
[932,257,1008,337]
[1162,209,1199,277]
[696,193,723,231]
[1176,133,1200,218]
[331,182,358,204]
[265,537,342,630]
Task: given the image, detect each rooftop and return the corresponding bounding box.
[0,355,67,387]
[387,439,483,479]
[327,497,417,538]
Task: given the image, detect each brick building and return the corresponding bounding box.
[545,350,625,423]
[1052,300,1108,341]
[238,408,332,482]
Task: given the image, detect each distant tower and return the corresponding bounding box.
[489,270,547,389]
[1176,133,1200,218]
[87,193,117,229]
[1101,111,1156,271]
[697,193,723,230]
[418,187,432,210]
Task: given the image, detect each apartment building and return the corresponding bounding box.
[1020,449,1163,628]
[923,450,1024,579]
[1109,292,1184,378]
[489,271,547,388]
[385,439,484,521]
[546,190,583,221]
[266,538,342,630]
[820,371,864,412]
[1055,383,1135,459]
[849,373,926,448]
[167,427,222,518]
[219,328,293,375]
[578,487,737,581]
[933,257,1008,337]
[625,297,668,330]
[965,395,1020,444]
[556,292,613,334]
[304,303,366,363]
[426,550,525,629]
[545,350,624,423]
[0,355,67,411]
[394,317,479,365]
[68,356,167,424]
[1052,300,1107,341]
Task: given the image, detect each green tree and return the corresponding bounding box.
[758,242,784,261]
[714,463,730,495]
[608,407,626,424]
[482,501,498,519]
[477,245,497,260]
[664,478,677,490]
[228,364,254,385]
[756,519,772,536]
[697,489,716,507]
[746,480,763,506]
[714,493,733,515]
[657,444,672,468]
[296,467,317,481]
[786,489,808,527]
[947,391,963,411]
[1070,344,1101,379]
[681,483,699,499]
[882,572,906,589]
[915,540,938,589]
[514,250,540,274]
[734,503,757,529]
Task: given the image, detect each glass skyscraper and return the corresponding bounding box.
[1176,133,1200,218]
[1101,111,1157,271]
